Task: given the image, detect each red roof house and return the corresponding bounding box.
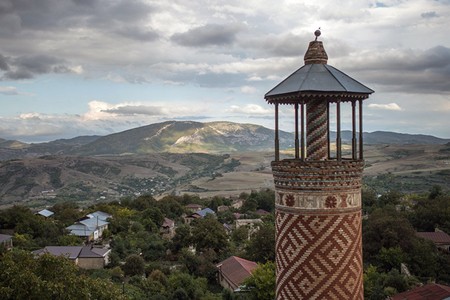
[391,283,450,300]
[416,230,450,251]
[216,256,258,291]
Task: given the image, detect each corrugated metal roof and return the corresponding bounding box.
[37,209,54,218]
[265,64,373,98]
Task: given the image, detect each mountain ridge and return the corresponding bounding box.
[0,121,449,160]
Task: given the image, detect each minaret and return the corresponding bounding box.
[265,30,373,299]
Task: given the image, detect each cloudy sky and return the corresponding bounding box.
[0,0,449,143]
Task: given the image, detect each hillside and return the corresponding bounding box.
[0,152,239,207]
[0,121,449,160]
[71,121,295,156]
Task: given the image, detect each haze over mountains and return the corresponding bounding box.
[0,121,449,160]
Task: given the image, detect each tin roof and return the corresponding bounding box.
[265,63,374,99]
[265,32,373,102]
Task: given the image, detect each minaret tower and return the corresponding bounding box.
[265,30,373,299]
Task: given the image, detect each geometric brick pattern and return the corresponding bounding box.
[272,160,364,299]
[275,209,363,299]
[272,160,364,192]
[306,99,328,160]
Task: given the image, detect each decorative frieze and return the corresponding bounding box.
[275,189,361,211]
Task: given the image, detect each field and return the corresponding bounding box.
[172,143,450,198]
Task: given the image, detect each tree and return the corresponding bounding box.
[171,224,192,254]
[190,215,230,255]
[245,223,275,263]
[0,250,125,299]
[242,261,276,300]
[123,254,145,277]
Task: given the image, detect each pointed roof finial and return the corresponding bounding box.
[304,28,328,65]
[314,28,321,41]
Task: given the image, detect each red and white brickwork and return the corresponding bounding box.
[272,160,364,299]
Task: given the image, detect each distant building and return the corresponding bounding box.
[217,205,229,212]
[185,208,215,224]
[86,211,112,222]
[160,217,175,239]
[235,219,263,239]
[217,256,258,292]
[0,234,13,250]
[36,209,54,218]
[255,209,270,216]
[416,229,450,252]
[231,199,243,210]
[390,283,450,300]
[185,204,202,213]
[33,245,110,269]
[66,211,110,241]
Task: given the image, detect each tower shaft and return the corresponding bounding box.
[273,160,364,299]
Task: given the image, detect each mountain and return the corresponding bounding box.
[72,121,294,156]
[0,121,449,160]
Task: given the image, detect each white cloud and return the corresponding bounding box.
[227,104,271,115]
[240,86,258,94]
[0,86,19,95]
[368,103,402,111]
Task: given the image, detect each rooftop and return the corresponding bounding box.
[416,231,450,244]
[217,256,258,290]
[391,283,450,300]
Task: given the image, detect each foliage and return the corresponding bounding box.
[244,223,275,263]
[242,261,276,300]
[123,254,145,277]
[0,250,125,300]
[190,215,230,255]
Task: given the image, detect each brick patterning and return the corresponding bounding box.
[306,99,328,160]
[275,209,363,299]
[273,160,364,299]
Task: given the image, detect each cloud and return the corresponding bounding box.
[1,53,81,80]
[240,86,258,94]
[368,103,402,111]
[340,46,450,93]
[0,86,18,95]
[421,11,438,19]
[227,104,271,115]
[102,105,166,116]
[171,23,242,47]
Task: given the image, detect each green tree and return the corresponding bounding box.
[123,254,145,277]
[191,215,230,255]
[0,250,125,300]
[242,261,276,300]
[245,223,275,263]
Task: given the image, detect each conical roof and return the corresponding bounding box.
[265,32,373,103]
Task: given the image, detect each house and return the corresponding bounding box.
[185,208,215,224]
[231,199,243,210]
[160,217,175,239]
[33,245,110,269]
[86,211,112,222]
[0,234,13,250]
[235,219,263,229]
[66,212,110,242]
[416,229,450,252]
[235,219,263,239]
[36,209,54,218]
[255,209,270,216]
[390,283,450,300]
[217,256,258,291]
[217,205,229,213]
[185,204,202,213]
